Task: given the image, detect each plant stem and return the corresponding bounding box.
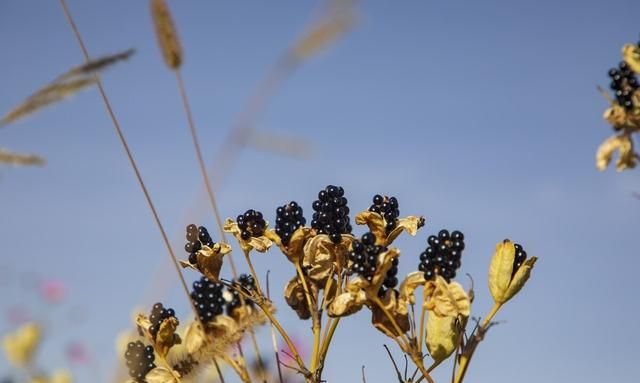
[242,249,264,295]
[158,354,182,383]
[452,303,503,383]
[370,295,410,347]
[317,317,340,373]
[293,263,321,373]
[221,354,251,383]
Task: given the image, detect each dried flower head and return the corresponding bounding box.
[488,240,537,304]
[355,195,424,247]
[150,0,183,69]
[596,133,639,171]
[179,224,232,281]
[224,210,274,253]
[2,322,41,368]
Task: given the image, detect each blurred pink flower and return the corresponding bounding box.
[66,341,89,365]
[40,279,65,304]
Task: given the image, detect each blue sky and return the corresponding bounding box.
[1,0,639,382]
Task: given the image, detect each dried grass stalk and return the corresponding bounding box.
[0,148,45,166]
[1,78,98,127]
[292,11,355,60]
[150,0,183,70]
[1,49,134,127]
[55,48,135,82]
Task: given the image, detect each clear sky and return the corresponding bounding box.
[1,1,639,382]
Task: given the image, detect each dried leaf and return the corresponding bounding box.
[425,276,471,318]
[155,317,181,357]
[273,226,315,263]
[367,248,400,294]
[146,367,177,383]
[623,43,640,73]
[355,211,424,246]
[597,134,639,172]
[184,321,206,355]
[2,322,41,367]
[327,280,367,317]
[150,0,183,69]
[180,243,231,281]
[371,289,409,338]
[303,234,351,284]
[284,275,316,319]
[0,148,45,167]
[223,218,273,253]
[398,271,426,306]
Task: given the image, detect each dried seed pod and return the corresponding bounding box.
[150,0,183,70]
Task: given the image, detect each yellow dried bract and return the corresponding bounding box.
[285,275,317,319]
[179,242,231,281]
[355,211,425,246]
[145,367,177,383]
[596,134,639,172]
[623,44,640,73]
[488,240,537,304]
[2,322,41,367]
[150,0,183,69]
[302,233,351,283]
[224,218,274,253]
[271,226,315,263]
[371,289,410,338]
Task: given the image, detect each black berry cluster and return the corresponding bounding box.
[348,232,386,282]
[237,209,266,240]
[184,224,214,265]
[275,201,306,245]
[311,185,352,244]
[369,194,400,234]
[148,302,177,340]
[608,61,638,110]
[419,229,465,282]
[513,243,528,276]
[190,276,225,323]
[124,341,156,382]
[226,273,256,315]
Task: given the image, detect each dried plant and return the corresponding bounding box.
[0,149,45,167]
[597,36,640,171]
[0,2,539,383]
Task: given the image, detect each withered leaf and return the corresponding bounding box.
[327,280,367,317]
[398,271,426,306]
[355,211,424,246]
[184,321,206,355]
[596,134,639,172]
[623,44,640,73]
[303,234,351,284]
[223,219,273,253]
[284,275,316,319]
[371,289,409,338]
[146,367,177,383]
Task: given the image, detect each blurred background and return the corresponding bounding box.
[1,0,639,382]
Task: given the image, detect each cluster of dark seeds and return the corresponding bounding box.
[226,273,256,315]
[237,209,266,240]
[512,243,528,277]
[275,201,306,245]
[369,194,400,234]
[348,232,385,282]
[173,355,199,377]
[190,276,225,323]
[185,224,214,265]
[608,61,638,110]
[148,302,177,340]
[311,185,352,244]
[419,229,465,282]
[124,341,156,382]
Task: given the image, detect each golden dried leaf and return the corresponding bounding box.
[425,276,471,318]
[0,148,45,167]
[155,317,181,357]
[371,289,410,338]
[398,271,426,306]
[184,321,206,355]
[150,0,183,69]
[368,248,400,294]
[146,367,177,383]
[284,275,316,319]
[355,211,386,244]
[596,134,639,172]
[327,280,367,317]
[2,322,41,367]
[356,211,424,246]
[273,226,315,263]
[623,44,640,73]
[488,240,537,304]
[180,243,231,281]
[303,234,351,284]
[223,219,273,253]
[425,313,462,363]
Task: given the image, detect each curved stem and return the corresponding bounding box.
[370,295,410,347]
[242,249,264,295]
[221,354,251,383]
[294,263,321,373]
[452,303,503,383]
[317,317,341,373]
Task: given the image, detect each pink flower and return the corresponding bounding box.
[66,341,89,365]
[40,279,65,304]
